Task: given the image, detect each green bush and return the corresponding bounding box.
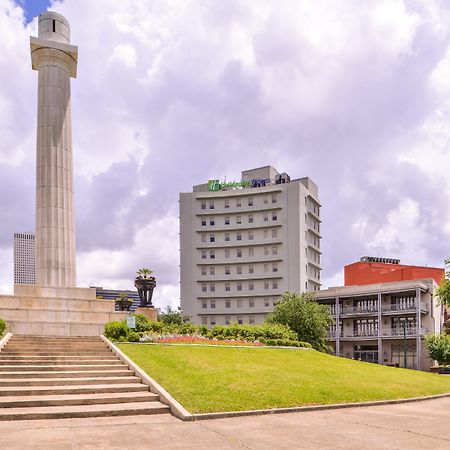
[208,322,296,342]
[0,318,6,336]
[425,333,450,367]
[104,321,128,341]
[266,338,312,348]
[126,331,141,342]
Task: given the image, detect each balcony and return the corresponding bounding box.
[382,327,427,337]
[339,306,378,316]
[349,329,379,338]
[381,302,428,314]
[327,330,343,339]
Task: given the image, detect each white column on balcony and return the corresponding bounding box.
[377,292,383,364]
[335,296,340,356]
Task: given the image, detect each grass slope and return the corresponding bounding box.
[118,344,450,414]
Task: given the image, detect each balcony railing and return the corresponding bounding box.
[382,327,427,337]
[327,330,343,338]
[349,329,379,338]
[340,306,378,315]
[381,302,428,313]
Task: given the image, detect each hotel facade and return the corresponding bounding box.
[180,166,321,325]
[316,259,445,371]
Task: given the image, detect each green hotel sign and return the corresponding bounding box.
[208,180,251,191]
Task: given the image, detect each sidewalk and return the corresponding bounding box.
[0,397,449,449]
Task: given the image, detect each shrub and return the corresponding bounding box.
[126,331,141,342]
[104,320,128,341]
[0,318,6,336]
[425,333,450,367]
[266,338,312,348]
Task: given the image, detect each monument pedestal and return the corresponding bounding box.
[0,284,128,336]
[135,307,159,322]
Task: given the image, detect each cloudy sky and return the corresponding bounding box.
[1,0,449,308]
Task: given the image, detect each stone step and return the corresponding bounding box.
[0,364,127,372]
[5,343,107,348]
[0,376,141,387]
[0,401,170,420]
[11,336,101,340]
[0,359,122,365]
[0,391,159,408]
[0,383,150,397]
[1,351,114,356]
[0,355,117,360]
[0,369,134,379]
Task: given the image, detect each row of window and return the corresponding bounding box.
[201,280,279,292]
[201,316,256,325]
[201,212,278,227]
[200,195,277,210]
[201,297,278,310]
[200,263,278,276]
[201,228,278,243]
[201,246,279,259]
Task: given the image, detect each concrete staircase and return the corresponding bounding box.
[0,335,170,420]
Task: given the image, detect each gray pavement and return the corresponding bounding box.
[0,397,449,449]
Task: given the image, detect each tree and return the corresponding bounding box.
[266,292,334,352]
[425,333,450,367]
[158,306,190,325]
[435,257,450,307]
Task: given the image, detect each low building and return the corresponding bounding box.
[316,278,445,371]
[92,287,140,311]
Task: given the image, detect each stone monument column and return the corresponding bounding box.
[30,12,78,287]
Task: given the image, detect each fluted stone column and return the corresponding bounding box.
[30,12,78,287]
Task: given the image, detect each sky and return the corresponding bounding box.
[1,0,450,310]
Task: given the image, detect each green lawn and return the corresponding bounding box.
[118,344,450,413]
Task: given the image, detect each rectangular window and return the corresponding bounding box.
[209,200,214,210]
[237,249,242,258]
[249,315,255,324]
[210,266,215,275]
[225,249,230,258]
[236,215,242,224]
[248,215,254,224]
[248,248,254,257]
[201,218,206,226]
[272,263,278,273]
[225,266,230,275]
[202,316,207,324]
[249,299,254,308]
[225,282,230,292]
[272,212,277,221]
[201,250,207,260]
[236,266,242,275]
[237,299,243,307]
[272,281,278,289]
[225,316,231,325]
[225,216,230,225]
[264,298,270,307]
[264,281,269,290]
[236,198,241,207]
[264,263,269,273]
[209,218,215,226]
[210,234,215,243]
[202,284,207,292]
[248,231,254,240]
[225,299,231,308]
[201,201,206,210]
[263,213,268,222]
[201,266,207,276]
[248,197,253,206]
[271,194,277,204]
[210,300,216,309]
[272,246,277,256]
[225,233,230,242]
[248,264,254,274]
[210,317,216,325]
[237,232,242,241]
[237,283,242,292]
[201,234,206,243]
[224,199,230,208]
[210,284,215,292]
[263,197,268,204]
[249,282,254,291]
[237,316,243,325]
[210,250,215,259]
[272,228,277,238]
[264,247,269,256]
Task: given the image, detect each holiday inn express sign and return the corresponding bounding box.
[208,178,271,191]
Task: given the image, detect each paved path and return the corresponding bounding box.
[0,397,449,449]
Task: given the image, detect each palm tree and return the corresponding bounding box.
[136,268,154,279]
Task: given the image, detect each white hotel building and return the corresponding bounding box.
[180,166,321,325]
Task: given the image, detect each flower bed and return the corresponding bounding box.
[139,334,264,346]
